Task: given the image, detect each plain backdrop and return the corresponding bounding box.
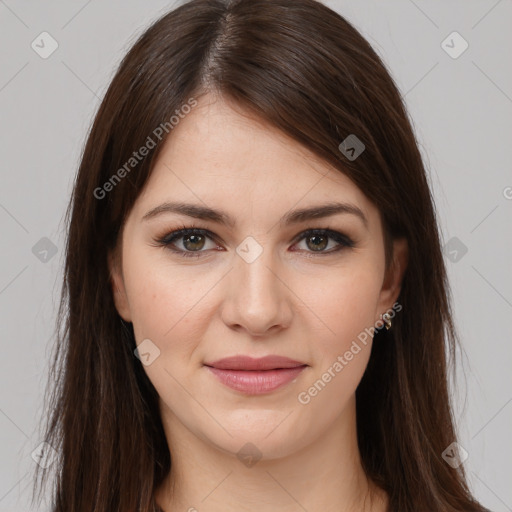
[0,1,511,511]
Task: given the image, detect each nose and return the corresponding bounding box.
[220,243,293,337]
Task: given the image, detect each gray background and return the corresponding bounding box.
[0,1,511,510]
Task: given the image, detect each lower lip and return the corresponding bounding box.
[205,365,307,394]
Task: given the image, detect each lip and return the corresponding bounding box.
[204,355,308,395]
[204,355,306,371]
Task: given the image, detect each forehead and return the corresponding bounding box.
[132,93,377,226]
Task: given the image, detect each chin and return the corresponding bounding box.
[199,416,312,462]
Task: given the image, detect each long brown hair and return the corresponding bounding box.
[32,1,490,511]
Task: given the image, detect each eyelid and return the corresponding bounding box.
[153,224,355,257]
[290,228,355,249]
[156,226,221,247]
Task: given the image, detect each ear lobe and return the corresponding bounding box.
[108,250,132,323]
[378,237,408,313]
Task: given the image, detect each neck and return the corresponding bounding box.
[154,395,388,512]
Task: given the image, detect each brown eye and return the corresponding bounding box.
[156,226,354,259]
[305,234,329,251]
[182,233,206,251]
[157,228,219,258]
[293,229,354,255]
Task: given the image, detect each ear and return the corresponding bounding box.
[375,237,408,320]
[108,249,132,322]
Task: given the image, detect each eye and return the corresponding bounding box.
[154,227,221,258]
[292,228,355,255]
[153,226,355,258]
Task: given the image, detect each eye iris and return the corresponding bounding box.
[307,234,328,251]
[183,234,205,251]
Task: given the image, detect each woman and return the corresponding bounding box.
[33,0,491,511]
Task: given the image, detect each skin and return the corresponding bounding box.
[109,92,408,512]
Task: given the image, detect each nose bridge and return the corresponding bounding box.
[239,244,277,297]
[222,235,292,335]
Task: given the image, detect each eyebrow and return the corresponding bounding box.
[142,201,368,229]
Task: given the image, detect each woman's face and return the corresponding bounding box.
[109,93,407,460]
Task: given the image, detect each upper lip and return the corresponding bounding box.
[204,355,307,370]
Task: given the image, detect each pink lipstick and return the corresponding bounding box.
[204,355,308,395]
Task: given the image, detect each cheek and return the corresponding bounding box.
[121,253,215,412]
[294,264,381,422]
[122,249,219,354]
[307,261,383,353]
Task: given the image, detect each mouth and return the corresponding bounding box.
[203,355,308,395]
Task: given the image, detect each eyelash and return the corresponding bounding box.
[153,224,355,259]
